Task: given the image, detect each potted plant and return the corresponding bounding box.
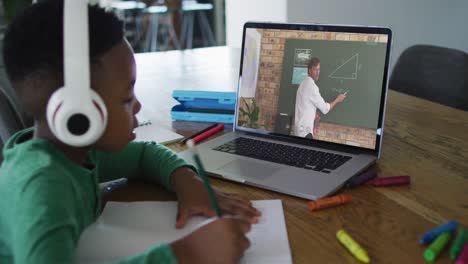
[238,97,261,129]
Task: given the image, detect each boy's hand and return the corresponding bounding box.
[170,217,251,264]
[170,167,261,228]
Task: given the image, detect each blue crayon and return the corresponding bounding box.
[419,220,458,245]
[346,171,377,188]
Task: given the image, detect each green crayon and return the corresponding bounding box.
[423,231,452,262]
[450,229,468,260]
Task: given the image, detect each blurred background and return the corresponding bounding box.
[97,0,225,52]
[0,0,467,121]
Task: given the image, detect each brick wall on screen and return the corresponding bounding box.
[314,123,377,149]
[251,29,386,149]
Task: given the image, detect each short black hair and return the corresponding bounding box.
[2,0,124,84]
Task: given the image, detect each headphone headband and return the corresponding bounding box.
[46,0,108,147]
[64,0,90,98]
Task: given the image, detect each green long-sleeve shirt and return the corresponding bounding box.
[0,128,191,263]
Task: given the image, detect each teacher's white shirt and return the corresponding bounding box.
[294,76,330,137]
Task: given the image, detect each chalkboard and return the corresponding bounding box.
[278,38,387,129]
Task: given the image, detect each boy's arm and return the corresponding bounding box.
[95,141,194,191]
[12,170,180,264]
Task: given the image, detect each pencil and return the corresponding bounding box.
[187,140,223,217]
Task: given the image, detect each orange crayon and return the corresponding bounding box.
[307,194,352,211]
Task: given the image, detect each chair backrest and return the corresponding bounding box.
[389,45,468,111]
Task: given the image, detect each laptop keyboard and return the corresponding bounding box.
[213,137,352,173]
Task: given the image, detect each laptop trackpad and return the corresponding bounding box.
[217,159,278,180]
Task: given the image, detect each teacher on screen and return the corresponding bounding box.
[294,57,347,138]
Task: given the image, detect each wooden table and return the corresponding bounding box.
[112,46,468,263]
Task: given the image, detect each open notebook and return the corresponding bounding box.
[76,200,292,264]
[135,120,183,145]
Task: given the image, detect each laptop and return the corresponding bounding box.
[180,22,392,200]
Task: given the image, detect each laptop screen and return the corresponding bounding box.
[236,22,392,151]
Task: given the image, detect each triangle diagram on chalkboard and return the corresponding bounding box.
[328,53,359,80]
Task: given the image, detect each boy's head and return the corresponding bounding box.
[3,0,141,151]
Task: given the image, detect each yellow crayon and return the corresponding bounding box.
[336,229,370,263]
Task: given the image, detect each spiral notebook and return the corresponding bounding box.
[134,120,183,145]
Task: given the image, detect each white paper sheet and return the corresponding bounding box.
[76,200,292,264]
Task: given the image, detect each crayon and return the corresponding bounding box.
[336,229,370,263]
[307,194,352,211]
[419,220,458,245]
[451,229,468,260]
[455,244,468,264]
[181,123,219,144]
[367,176,410,186]
[191,123,225,144]
[346,171,377,188]
[424,231,452,262]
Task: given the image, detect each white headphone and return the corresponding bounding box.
[46,0,107,147]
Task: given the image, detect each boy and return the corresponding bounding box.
[0,1,260,263]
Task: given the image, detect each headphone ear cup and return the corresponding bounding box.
[89,89,108,131]
[46,87,108,147]
[46,88,66,137]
